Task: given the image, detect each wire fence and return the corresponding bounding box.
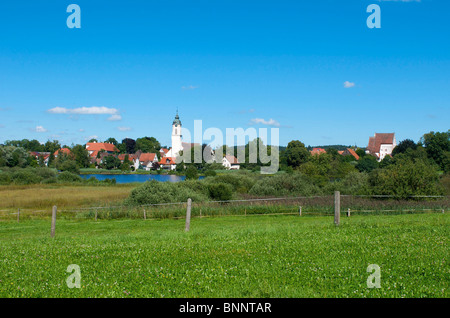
[1,194,448,222]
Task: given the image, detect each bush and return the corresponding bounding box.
[204,170,217,177]
[249,173,320,197]
[125,180,208,205]
[35,167,57,180]
[209,173,256,194]
[208,183,233,201]
[11,169,43,185]
[368,158,443,198]
[57,171,83,183]
[0,172,12,185]
[185,166,198,180]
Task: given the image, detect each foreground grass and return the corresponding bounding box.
[0,214,448,298]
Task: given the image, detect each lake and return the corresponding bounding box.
[80,174,190,184]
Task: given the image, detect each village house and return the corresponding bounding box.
[85,142,119,159]
[310,148,327,156]
[340,148,360,161]
[222,155,240,170]
[366,133,397,161]
[158,156,177,170]
[138,153,159,171]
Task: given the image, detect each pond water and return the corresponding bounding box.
[80,173,190,184]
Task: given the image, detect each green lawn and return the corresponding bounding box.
[0,213,448,298]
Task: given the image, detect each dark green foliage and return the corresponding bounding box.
[208,183,233,201]
[185,166,198,180]
[356,155,379,173]
[368,158,443,198]
[57,171,83,183]
[284,140,310,168]
[125,180,208,205]
[392,139,417,156]
[11,169,43,185]
[249,173,321,197]
[58,159,80,174]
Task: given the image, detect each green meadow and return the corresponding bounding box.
[0,213,448,298]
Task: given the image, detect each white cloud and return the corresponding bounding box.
[107,114,122,121]
[343,81,355,88]
[249,118,281,127]
[117,126,131,131]
[181,85,199,90]
[35,126,48,133]
[78,128,85,132]
[48,106,122,121]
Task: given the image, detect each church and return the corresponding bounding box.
[159,112,240,170]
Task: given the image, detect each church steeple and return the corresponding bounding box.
[173,113,181,127]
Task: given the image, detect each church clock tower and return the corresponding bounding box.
[171,111,183,157]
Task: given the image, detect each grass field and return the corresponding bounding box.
[0,184,137,210]
[0,213,448,298]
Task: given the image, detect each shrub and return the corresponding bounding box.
[11,169,42,185]
[208,183,233,201]
[249,173,320,197]
[125,180,208,205]
[57,171,83,183]
[185,166,198,180]
[204,170,217,177]
[0,172,12,185]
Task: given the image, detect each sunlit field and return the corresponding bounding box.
[0,213,448,298]
[0,184,137,210]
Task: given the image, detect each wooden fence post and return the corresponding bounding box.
[95,209,98,221]
[299,206,302,216]
[144,209,147,220]
[51,205,57,237]
[17,208,20,223]
[347,208,351,217]
[185,198,192,232]
[334,191,340,226]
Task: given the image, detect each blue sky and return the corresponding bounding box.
[0,0,449,148]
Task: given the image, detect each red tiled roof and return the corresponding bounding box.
[346,148,360,160]
[139,153,157,163]
[310,148,326,155]
[367,133,395,154]
[224,155,239,164]
[158,157,176,165]
[86,142,118,153]
[53,148,72,156]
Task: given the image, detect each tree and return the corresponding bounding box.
[392,139,417,156]
[185,166,199,180]
[136,137,161,153]
[122,138,136,154]
[420,130,450,172]
[105,137,118,146]
[284,140,310,168]
[103,155,121,170]
[368,157,443,198]
[71,144,90,168]
[88,138,98,143]
[356,155,379,173]
[43,140,61,154]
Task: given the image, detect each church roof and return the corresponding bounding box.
[173,112,181,126]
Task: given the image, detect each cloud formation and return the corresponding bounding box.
[117,126,131,131]
[47,106,122,121]
[35,126,48,133]
[249,118,281,127]
[181,85,199,90]
[343,81,355,88]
